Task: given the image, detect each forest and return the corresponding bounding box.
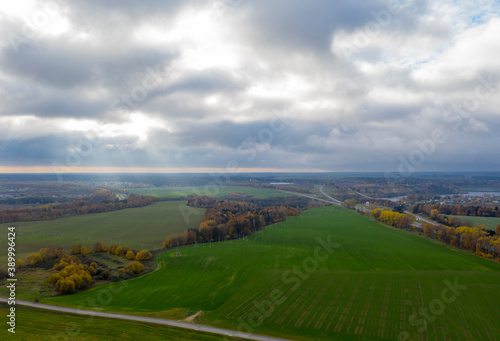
[163,196,301,248]
[0,191,156,223]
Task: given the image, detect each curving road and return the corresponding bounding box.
[0,298,291,341]
[277,188,342,206]
[317,185,344,205]
[403,211,439,226]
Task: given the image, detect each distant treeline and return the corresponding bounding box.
[229,182,313,194]
[323,177,461,198]
[163,196,300,248]
[0,192,156,223]
[222,195,317,209]
[0,196,69,206]
[413,203,500,219]
[365,199,397,207]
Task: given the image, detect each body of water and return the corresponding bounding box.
[465,191,500,196]
[375,196,407,202]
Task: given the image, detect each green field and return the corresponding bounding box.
[128,186,290,199]
[0,202,205,263]
[45,207,500,341]
[0,303,244,341]
[448,215,500,230]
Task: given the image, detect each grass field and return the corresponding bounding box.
[447,215,500,230]
[45,207,500,341]
[0,303,245,341]
[128,186,290,199]
[0,267,53,301]
[0,201,205,264]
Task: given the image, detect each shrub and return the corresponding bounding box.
[125,261,144,274]
[125,251,136,260]
[163,238,173,249]
[27,253,43,266]
[136,250,152,261]
[48,273,63,285]
[70,244,81,255]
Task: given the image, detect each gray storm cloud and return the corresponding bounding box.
[0,0,499,172]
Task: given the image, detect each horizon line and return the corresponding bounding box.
[0,166,498,175]
[0,166,332,174]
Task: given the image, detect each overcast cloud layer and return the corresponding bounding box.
[0,0,499,173]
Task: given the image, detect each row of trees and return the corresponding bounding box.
[26,246,66,266]
[421,223,500,259]
[370,209,415,230]
[163,196,299,248]
[71,243,152,261]
[228,182,314,194]
[370,209,500,260]
[413,203,500,218]
[0,194,156,223]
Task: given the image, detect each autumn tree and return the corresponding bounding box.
[370,209,382,220]
[114,245,123,256]
[344,199,357,209]
[136,250,152,261]
[125,251,136,260]
[125,261,144,274]
[27,253,43,266]
[40,247,51,261]
[50,263,93,294]
[48,273,63,285]
[80,246,92,256]
[423,223,436,236]
[57,279,76,294]
[70,244,81,255]
[93,242,109,253]
[163,237,173,249]
[108,244,118,255]
[496,224,500,235]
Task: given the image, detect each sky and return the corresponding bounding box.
[0,0,499,174]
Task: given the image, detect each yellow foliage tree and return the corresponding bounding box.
[114,246,123,256]
[27,253,43,266]
[125,261,144,274]
[70,244,81,255]
[108,244,118,255]
[125,251,136,260]
[344,199,357,209]
[136,250,152,261]
[163,237,173,249]
[48,273,63,285]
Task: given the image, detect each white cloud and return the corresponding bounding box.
[413,17,500,84]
